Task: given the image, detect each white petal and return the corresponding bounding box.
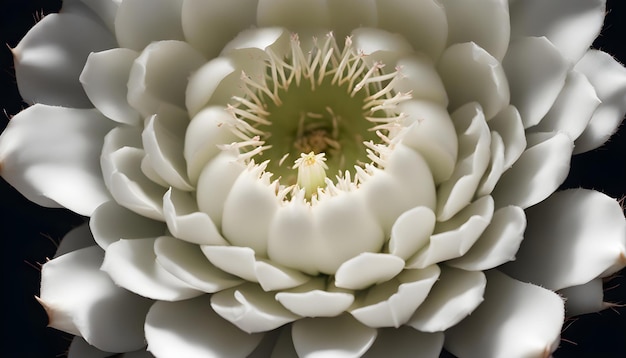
[154,236,242,293]
[393,54,448,107]
[257,0,330,30]
[275,279,355,317]
[530,71,600,141]
[145,295,264,358]
[437,42,510,120]
[0,105,114,215]
[363,328,443,358]
[90,201,166,249]
[185,57,238,117]
[485,105,526,169]
[115,0,184,50]
[350,266,440,328]
[41,246,152,352]
[163,188,228,245]
[350,27,413,67]
[80,48,141,125]
[67,337,110,358]
[475,131,505,196]
[335,253,405,290]
[573,50,626,153]
[182,0,258,58]
[127,40,206,117]
[211,283,300,333]
[221,165,280,257]
[407,196,493,269]
[184,106,238,183]
[389,206,436,260]
[201,245,309,291]
[292,314,377,358]
[55,223,96,258]
[78,0,120,33]
[407,267,486,332]
[441,0,510,60]
[558,279,607,317]
[328,0,378,40]
[444,271,564,358]
[270,327,298,358]
[503,36,568,128]
[142,110,193,190]
[492,131,573,209]
[13,12,116,107]
[374,0,447,59]
[447,205,526,271]
[510,0,606,62]
[436,103,491,221]
[502,189,626,291]
[102,238,203,301]
[399,100,458,184]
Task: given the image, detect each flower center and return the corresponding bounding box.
[225,33,411,201]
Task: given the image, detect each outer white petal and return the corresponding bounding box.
[40,246,152,352]
[182,0,258,58]
[349,266,440,328]
[502,189,626,291]
[80,48,141,125]
[503,36,569,128]
[90,201,167,250]
[145,295,264,358]
[485,105,526,169]
[163,188,228,245]
[54,224,96,258]
[444,271,565,358]
[78,0,121,33]
[530,71,600,141]
[573,50,626,153]
[441,0,510,60]
[492,131,573,209]
[437,42,510,120]
[388,206,436,260]
[363,328,443,358]
[374,0,448,59]
[0,105,114,216]
[335,253,405,290]
[407,196,493,269]
[68,337,153,358]
[127,40,206,117]
[257,0,331,30]
[12,12,116,107]
[510,0,606,62]
[211,283,300,333]
[447,205,526,271]
[292,314,377,358]
[399,100,458,184]
[393,55,448,107]
[275,279,355,317]
[154,236,242,293]
[558,279,608,317]
[185,58,238,117]
[102,238,203,301]
[407,267,486,332]
[115,0,185,50]
[201,245,309,291]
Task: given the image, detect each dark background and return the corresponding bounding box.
[1,0,625,357]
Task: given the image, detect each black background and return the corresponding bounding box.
[1,1,625,357]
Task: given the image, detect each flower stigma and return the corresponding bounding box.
[224,32,411,202]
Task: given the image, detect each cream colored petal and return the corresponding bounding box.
[350,27,413,67]
[363,328,443,358]
[145,295,264,358]
[115,0,185,51]
[292,314,377,358]
[0,105,114,216]
[558,279,607,317]
[102,238,203,301]
[54,224,95,258]
[211,283,300,333]
[328,0,378,40]
[276,279,355,317]
[374,0,447,60]
[492,131,573,209]
[475,131,505,196]
[80,48,140,125]
[502,189,626,291]
[335,253,405,290]
[407,266,486,332]
[41,246,152,353]
[349,266,440,328]
[502,36,568,128]
[485,105,526,169]
[154,236,242,293]
[444,271,564,358]
[447,205,526,271]
[78,0,120,33]
[388,206,436,260]
[13,12,116,107]
[441,0,510,60]
[90,201,167,250]
[185,57,239,117]
[437,42,510,120]
[257,0,331,30]
[162,188,228,245]
[393,54,448,107]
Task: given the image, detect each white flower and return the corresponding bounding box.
[2,0,626,357]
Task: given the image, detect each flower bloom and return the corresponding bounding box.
[2,0,626,357]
